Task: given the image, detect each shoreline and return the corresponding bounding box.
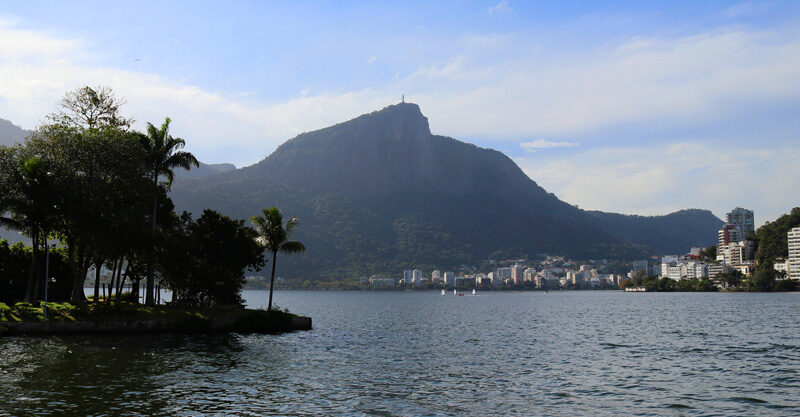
[0,305,311,337]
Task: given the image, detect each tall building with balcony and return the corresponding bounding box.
[718,223,742,248]
[789,227,800,281]
[727,207,755,240]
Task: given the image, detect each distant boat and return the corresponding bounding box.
[472,289,476,295]
[441,289,446,296]
[453,289,457,295]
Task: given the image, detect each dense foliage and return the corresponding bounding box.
[159,210,265,306]
[620,275,717,292]
[0,86,269,308]
[753,207,800,268]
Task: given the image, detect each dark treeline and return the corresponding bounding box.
[0,86,275,308]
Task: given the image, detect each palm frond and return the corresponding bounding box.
[285,216,300,236]
[280,241,306,254]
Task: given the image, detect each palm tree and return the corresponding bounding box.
[0,156,57,301]
[251,207,306,311]
[139,118,198,305]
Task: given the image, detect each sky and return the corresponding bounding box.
[1,1,799,224]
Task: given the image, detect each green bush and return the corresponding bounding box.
[0,302,11,321]
[14,301,42,320]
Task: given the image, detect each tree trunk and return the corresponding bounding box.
[32,236,42,301]
[93,258,103,302]
[146,175,158,306]
[268,251,277,311]
[107,258,118,304]
[116,259,127,299]
[24,231,39,302]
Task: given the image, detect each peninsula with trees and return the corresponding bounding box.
[0,86,309,335]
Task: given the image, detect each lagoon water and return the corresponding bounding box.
[1,290,799,416]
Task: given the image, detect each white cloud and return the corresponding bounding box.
[407,28,800,140]
[521,140,579,151]
[516,142,800,224]
[1,12,800,229]
[488,1,512,15]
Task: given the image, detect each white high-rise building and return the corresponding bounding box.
[403,269,413,283]
[523,268,536,282]
[789,227,800,281]
[412,269,422,283]
[431,270,442,282]
[496,267,512,282]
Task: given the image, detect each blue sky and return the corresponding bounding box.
[1,1,799,224]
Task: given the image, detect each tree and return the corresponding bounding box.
[159,210,265,307]
[251,207,306,311]
[48,86,133,130]
[698,245,717,263]
[139,118,198,305]
[0,149,59,301]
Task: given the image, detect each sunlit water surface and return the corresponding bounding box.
[1,290,799,416]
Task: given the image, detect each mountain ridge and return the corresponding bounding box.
[169,102,723,279]
[0,118,31,146]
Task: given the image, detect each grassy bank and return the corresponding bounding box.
[0,301,311,336]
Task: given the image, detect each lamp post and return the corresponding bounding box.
[43,243,54,319]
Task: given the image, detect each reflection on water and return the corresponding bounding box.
[2,291,799,416]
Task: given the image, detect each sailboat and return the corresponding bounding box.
[441,289,446,296]
[472,289,476,296]
[453,289,457,295]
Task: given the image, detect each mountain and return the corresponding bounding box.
[0,118,31,146]
[170,103,723,279]
[174,162,236,180]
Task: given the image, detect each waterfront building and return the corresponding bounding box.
[369,276,396,287]
[707,263,733,280]
[412,269,422,283]
[728,240,754,267]
[511,264,525,284]
[523,268,536,282]
[496,267,512,281]
[454,276,475,287]
[789,227,800,281]
[443,271,455,286]
[774,259,789,275]
[726,207,755,240]
[661,260,708,280]
[566,270,580,285]
[403,269,413,284]
[431,270,442,283]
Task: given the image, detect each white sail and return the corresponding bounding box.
[472,289,476,295]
